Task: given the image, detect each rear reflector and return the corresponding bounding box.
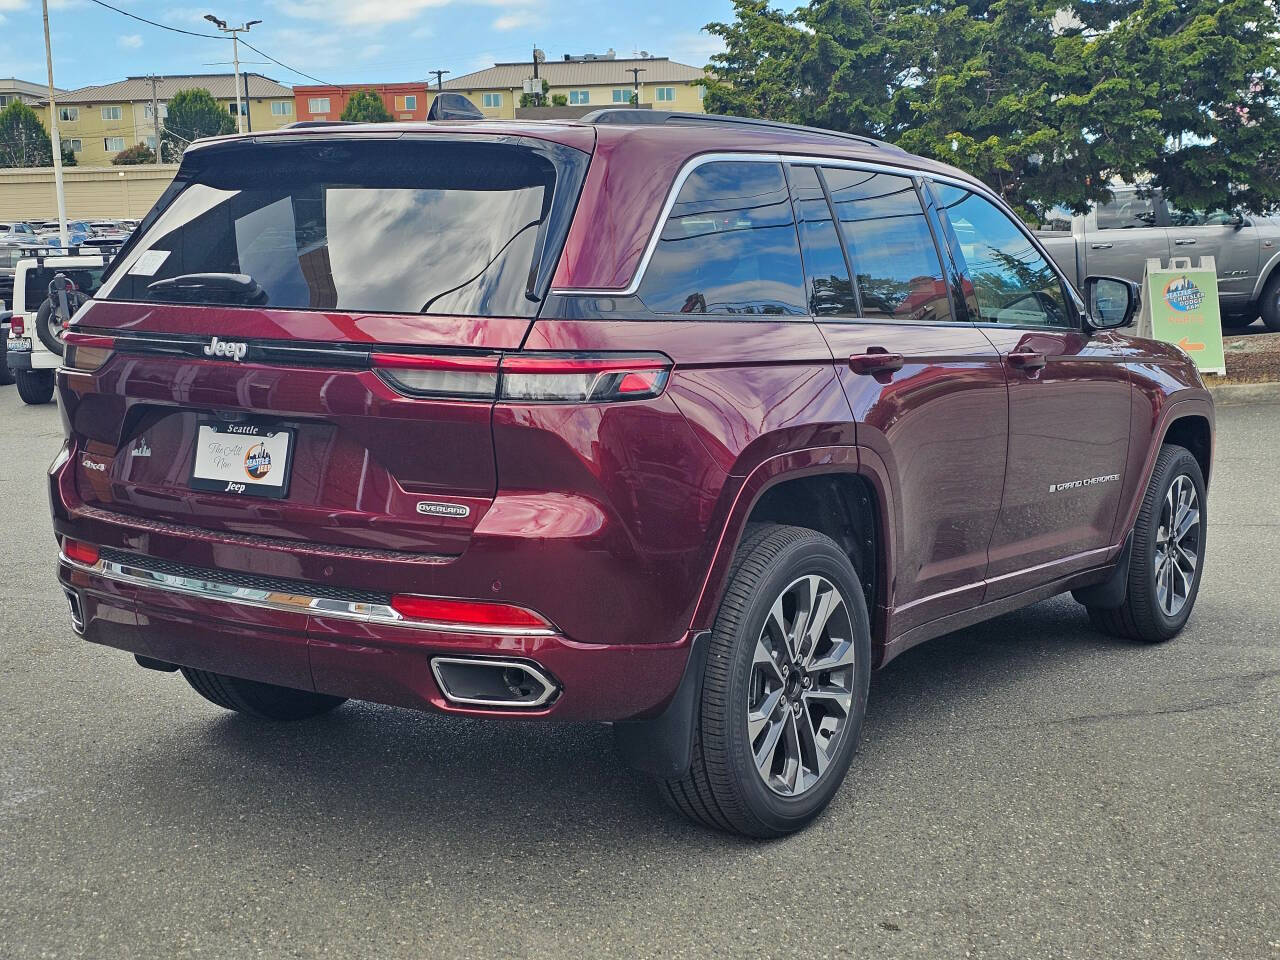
[390,594,553,631]
[63,539,100,566]
[64,332,115,372]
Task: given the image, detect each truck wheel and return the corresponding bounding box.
[180,667,348,720]
[15,369,54,404]
[660,523,871,837]
[1259,275,1280,332]
[1220,313,1254,330]
[1085,445,1206,642]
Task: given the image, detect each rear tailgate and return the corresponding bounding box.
[62,130,592,558]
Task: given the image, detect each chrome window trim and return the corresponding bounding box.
[60,553,558,637]
[550,150,1088,320]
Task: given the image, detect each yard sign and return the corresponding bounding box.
[1141,257,1226,375]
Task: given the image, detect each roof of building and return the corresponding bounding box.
[1,78,66,98]
[442,57,707,91]
[47,74,292,104]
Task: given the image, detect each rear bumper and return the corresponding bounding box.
[57,553,695,722]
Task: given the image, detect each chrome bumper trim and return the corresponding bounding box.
[59,554,557,637]
[430,656,559,709]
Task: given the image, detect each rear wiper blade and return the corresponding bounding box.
[147,272,268,305]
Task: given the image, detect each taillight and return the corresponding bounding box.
[63,332,114,372]
[390,594,553,632]
[11,316,24,337]
[372,351,672,403]
[372,353,500,399]
[499,353,670,402]
[63,538,100,566]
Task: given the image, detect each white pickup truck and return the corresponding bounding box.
[5,250,111,404]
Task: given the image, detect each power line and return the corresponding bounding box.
[82,0,332,86]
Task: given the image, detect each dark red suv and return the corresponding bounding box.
[51,111,1213,836]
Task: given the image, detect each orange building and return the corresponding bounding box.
[292,83,430,122]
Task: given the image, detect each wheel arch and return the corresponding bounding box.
[1162,412,1213,484]
[689,446,895,662]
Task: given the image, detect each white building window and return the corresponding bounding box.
[227,102,248,116]
[59,106,79,122]
[144,136,157,150]
[67,139,83,152]
[143,103,168,119]
[308,97,330,114]
[403,95,417,110]
[482,93,502,108]
[612,89,632,103]
[271,101,293,116]
[0,95,10,107]
[655,87,676,102]
[568,90,590,105]
[104,136,126,152]
[101,105,122,120]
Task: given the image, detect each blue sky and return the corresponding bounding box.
[0,0,732,91]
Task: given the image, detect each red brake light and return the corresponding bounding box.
[390,594,552,631]
[499,353,671,403]
[63,539,99,566]
[11,316,24,337]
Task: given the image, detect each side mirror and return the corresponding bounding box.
[1083,275,1140,331]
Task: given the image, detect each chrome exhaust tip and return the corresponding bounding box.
[63,588,84,635]
[430,656,559,708]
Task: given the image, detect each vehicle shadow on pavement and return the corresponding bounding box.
[96,593,1157,859]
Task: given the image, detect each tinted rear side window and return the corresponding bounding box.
[99,138,583,317]
[824,168,953,324]
[26,265,107,312]
[789,165,857,317]
[637,160,806,315]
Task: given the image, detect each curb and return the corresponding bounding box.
[1206,381,1280,405]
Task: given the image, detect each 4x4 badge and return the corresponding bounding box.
[416,501,470,518]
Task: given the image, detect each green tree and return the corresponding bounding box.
[161,88,235,161]
[551,93,568,106]
[701,0,1280,215]
[340,90,394,122]
[0,101,54,168]
[61,143,77,167]
[112,142,156,165]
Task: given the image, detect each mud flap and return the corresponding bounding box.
[612,630,710,778]
[1072,531,1134,610]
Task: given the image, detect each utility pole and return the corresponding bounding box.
[149,74,162,165]
[204,14,261,134]
[41,0,68,247]
[428,69,449,91]
[626,67,646,105]
[243,71,252,132]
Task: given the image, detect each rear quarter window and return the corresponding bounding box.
[636,160,806,316]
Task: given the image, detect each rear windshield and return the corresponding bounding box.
[99,137,585,317]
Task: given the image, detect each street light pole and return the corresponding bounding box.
[204,14,261,135]
[627,66,646,105]
[41,0,68,247]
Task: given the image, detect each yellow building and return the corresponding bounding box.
[439,55,709,119]
[32,73,296,166]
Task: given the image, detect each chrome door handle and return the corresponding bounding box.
[1174,238,1197,245]
[1008,350,1047,372]
[1090,242,1113,249]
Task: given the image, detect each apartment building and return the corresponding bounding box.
[1,78,65,110]
[33,73,295,165]
[291,83,430,123]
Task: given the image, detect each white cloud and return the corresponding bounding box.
[494,11,534,30]
[666,30,723,66]
[0,0,27,10]
[270,0,453,27]
[358,43,385,60]
[118,34,143,49]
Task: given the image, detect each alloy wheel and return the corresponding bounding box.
[747,574,856,797]
[1154,474,1200,617]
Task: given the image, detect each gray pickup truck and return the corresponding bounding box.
[1034,186,1280,330]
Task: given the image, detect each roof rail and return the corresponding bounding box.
[281,120,357,129]
[580,109,905,154]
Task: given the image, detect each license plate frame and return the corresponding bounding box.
[189,421,294,500]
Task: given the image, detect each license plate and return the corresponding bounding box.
[190,422,293,499]
[7,337,31,352]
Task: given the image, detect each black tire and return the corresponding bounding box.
[0,338,13,385]
[1086,444,1207,642]
[15,369,54,404]
[180,667,347,720]
[1220,312,1255,330]
[36,297,83,357]
[1260,274,1280,332]
[660,523,872,837]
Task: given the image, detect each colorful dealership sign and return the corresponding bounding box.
[1141,257,1226,375]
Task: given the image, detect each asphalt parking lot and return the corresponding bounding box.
[0,392,1276,960]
